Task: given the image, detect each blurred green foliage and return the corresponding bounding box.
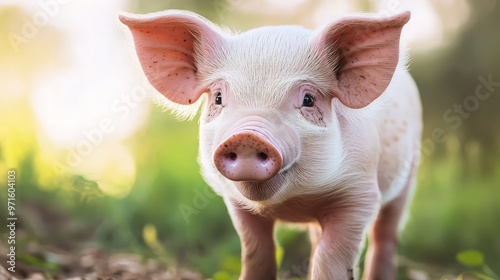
[0,0,499,279]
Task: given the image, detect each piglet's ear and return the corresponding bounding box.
[119,11,224,105]
[314,12,410,108]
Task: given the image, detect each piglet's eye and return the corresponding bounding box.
[215,92,222,105]
[302,93,314,107]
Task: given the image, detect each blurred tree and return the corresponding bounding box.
[412,1,500,163]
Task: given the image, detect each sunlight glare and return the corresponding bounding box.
[26,0,150,148]
[74,142,136,198]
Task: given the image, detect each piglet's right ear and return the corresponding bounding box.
[119,11,224,105]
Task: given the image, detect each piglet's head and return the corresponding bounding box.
[120,10,410,203]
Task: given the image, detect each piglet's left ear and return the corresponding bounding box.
[314,12,410,108]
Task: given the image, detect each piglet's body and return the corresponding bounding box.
[121,10,422,280]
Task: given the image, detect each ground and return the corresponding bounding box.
[0,241,468,280]
[0,243,204,280]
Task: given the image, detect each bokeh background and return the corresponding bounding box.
[0,0,499,279]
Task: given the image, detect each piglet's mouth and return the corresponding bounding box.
[232,174,286,201]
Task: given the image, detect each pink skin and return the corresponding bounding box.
[121,10,420,280]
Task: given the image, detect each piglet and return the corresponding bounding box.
[120,9,422,280]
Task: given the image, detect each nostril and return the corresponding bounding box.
[226,152,237,161]
[257,152,269,162]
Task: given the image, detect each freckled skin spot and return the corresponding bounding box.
[205,102,222,123]
[383,139,391,147]
[300,106,327,127]
[380,125,387,134]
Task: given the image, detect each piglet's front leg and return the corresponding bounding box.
[226,199,277,280]
[310,190,379,280]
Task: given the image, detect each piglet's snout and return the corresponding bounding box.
[214,132,283,181]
